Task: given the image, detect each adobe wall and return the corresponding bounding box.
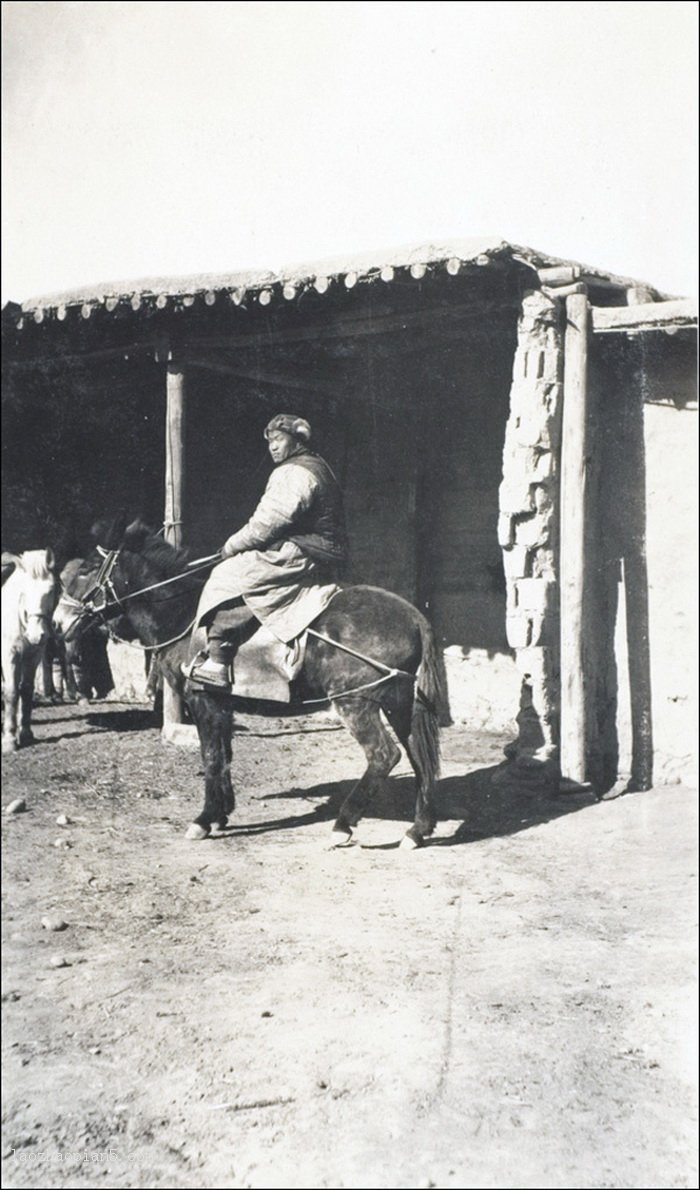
[641,402,697,784]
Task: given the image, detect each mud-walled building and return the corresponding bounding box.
[2,239,697,790]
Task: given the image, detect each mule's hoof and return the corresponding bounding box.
[399,833,421,850]
[185,822,210,841]
[328,828,354,849]
[2,736,17,755]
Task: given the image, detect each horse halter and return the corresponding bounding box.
[58,544,219,651]
[57,546,124,642]
[81,545,124,614]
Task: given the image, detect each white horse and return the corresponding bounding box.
[1,550,57,753]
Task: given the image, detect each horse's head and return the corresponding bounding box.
[7,549,58,646]
[54,560,102,642]
[53,514,128,640]
[53,515,198,644]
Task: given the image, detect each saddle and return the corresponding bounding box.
[231,625,308,703]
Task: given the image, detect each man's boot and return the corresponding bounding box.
[183,652,232,692]
[182,602,256,693]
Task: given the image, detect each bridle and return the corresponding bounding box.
[84,545,123,613]
[58,545,220,651]
[56,546,125,641]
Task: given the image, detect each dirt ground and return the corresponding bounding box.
[1,699,697,1190]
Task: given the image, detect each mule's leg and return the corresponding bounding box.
[17,649,42,748]
[2,654,21,754]
[329,698,401,846]
[386,698,440,849]
[183,688,234,840]
[61,644,80,702]
[157,644,234,840]
[41,644,55,701]
[187,612,256,831]
[64,639,89,703]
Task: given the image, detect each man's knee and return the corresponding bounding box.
[207,605,257,662]
[207,601,253,639]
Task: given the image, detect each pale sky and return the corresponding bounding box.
[2,0,698,303]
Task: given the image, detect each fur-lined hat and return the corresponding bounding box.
[264,414,311,442]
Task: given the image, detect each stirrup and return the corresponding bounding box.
[182,653,232,693]
[181,650,207,680]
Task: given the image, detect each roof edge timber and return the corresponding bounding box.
[5,239,677,319]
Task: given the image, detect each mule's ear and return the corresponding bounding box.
[45,548,56,572]
[90,510,129,549]
[124,519,151,550]
[90,519,111,543]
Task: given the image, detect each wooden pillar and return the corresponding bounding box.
[163,362,186,730]
[624,300,654,791]
[624,548,654,789]
[560,293,591,783]
[622,362,654,791]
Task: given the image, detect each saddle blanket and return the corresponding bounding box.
[232,624,308,703]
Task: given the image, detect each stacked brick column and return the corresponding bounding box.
[499,290,564,768]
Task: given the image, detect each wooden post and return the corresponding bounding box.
[560,293,591,783]
[622,291,654,789]
[622,359,654,791]
[163,362,186,731]
[624,548,654,790]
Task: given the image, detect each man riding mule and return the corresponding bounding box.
[54,413,449,847]
[185,413,347,693]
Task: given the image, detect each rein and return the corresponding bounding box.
[61,547,220,653]
[91,546,221,608]
[104,615,198,653]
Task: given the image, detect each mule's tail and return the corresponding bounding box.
[416,616,451,727]
[410,616,451,787]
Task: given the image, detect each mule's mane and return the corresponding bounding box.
[19,550,54,580]
[117,526,207,600]
[129,529,194,578]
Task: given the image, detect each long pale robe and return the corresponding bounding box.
[195,461,341,644]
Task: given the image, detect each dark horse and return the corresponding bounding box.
[55,516,450,848]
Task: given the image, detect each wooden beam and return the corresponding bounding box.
[183,356,343,399]
[537,265,581,287]
[5,298,518,374]
[537,266,633,296]
[560,293,591,784]
[591,298,696,334]
[579,275,638,294]
[181,297,519,355]
[183,355,405,412]
[541,282,587,300]
[3,342,148,371]
[162,363,186,736]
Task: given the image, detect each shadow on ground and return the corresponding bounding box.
[84,707,157,732]
[227,766,599,847]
